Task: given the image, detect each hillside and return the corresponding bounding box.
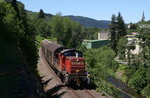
[26,11,110,29]
[65,15,111,29]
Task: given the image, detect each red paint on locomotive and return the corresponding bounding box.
[59,49,86,75]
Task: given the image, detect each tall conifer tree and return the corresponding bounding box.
[110,15,117,53]
[116,12,126,39]
[110,12,127,55]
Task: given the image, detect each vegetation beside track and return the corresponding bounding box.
[82,46,121,98]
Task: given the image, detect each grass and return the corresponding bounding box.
[106,68,115,76]
[0,42,30,98]
[115,64,129,83]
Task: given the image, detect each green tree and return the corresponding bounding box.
[110,12,127,57]
[85,46,117,71]
[0,0,38,68]
[139,28,150,67]
[117,37,127,60]
[110,15,117,53]
[50,14,64,39]
[125,27,150,97]
[141,67,150,96]
[141,84,150,97]
[128,66,147,92]
[38,9,45,19]
[84,47,120,97]
[116,12,127,38]
[67,22,83,48]
[35,19,51,37]
[83,27,99,40]
[7,1,38,67]
[84,49,97,68]
[97,47,116,67]
[116,12,127,58]
[0,1,20,42]
[129,23,137,31]
[50,14,83,48]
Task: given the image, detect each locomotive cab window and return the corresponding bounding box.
[64,51,82,57]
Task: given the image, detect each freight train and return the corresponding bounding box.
[41,40,90,86]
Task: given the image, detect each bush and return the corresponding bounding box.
[141,84,150,97]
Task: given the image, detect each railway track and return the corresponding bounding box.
[39,48,108,98]
[84,90,96,98]
[68,89,107,98]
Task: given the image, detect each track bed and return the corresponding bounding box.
[37,48,108,98]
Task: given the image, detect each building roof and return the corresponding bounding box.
[83,39,109,43]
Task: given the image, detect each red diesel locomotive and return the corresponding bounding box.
[41,40,90,86]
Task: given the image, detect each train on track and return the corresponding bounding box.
[41,40,90,86]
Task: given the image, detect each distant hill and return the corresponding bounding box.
[26,10,53,22]
[26,11,110,29]
[65,15,111,29]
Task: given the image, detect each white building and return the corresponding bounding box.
[125,34,141,55]
[98,32,109,40]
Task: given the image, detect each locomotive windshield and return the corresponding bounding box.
[64,51,82,57]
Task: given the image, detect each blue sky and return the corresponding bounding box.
[18,0,149,23]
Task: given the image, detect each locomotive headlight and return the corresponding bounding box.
[66,73,69,77]
[87,73,90,77]
[86,72,90,76]
[76,70,79,73]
